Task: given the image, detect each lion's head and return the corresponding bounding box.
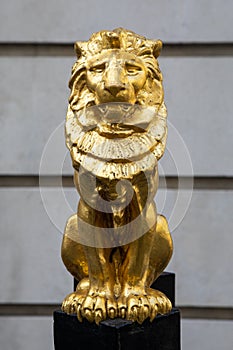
[66,28,167,166]
[68,28,164,111]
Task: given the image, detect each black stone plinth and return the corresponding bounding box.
[151,272,175,307]
[54,308,180,350]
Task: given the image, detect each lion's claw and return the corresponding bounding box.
[83,308,94,323]
[108,307,116,319]
[77,303,83,322]
[127,295,139,321]
[107,299,117,319]
[119,306,126,318]
[94,309,103,325]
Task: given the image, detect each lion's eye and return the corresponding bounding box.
[89,64,105,73]
[125,64,142,75]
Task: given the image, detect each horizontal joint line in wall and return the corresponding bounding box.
[0,43,232,57]
[0,304,232,320]
[0,175,233,190]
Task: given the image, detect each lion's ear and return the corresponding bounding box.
[74,41,87,59]
[153,40,163,58]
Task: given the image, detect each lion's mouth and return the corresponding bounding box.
[96,123,137,137]
[75,103,158,135]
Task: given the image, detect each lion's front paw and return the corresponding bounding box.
[117,288,172,324]
[146,288,172,320]
[118,294,150,324]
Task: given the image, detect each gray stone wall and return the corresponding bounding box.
[0,1,233,348]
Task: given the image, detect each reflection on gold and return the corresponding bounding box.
[61,28,173,324]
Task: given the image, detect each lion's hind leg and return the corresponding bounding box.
[61,214,90,320]
[146,214,173,286]
[144,214,173,321]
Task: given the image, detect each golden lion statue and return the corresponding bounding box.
[61,28,173,325]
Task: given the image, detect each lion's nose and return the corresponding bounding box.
[105,83,125,96]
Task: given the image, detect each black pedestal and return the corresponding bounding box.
[151,272,175,307]
[54,308,180,350]
[54,272,180,350]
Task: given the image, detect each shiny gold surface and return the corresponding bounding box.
[61,28,173,325]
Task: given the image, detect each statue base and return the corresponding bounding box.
[54,272,180,349]
[54,308,180,350]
